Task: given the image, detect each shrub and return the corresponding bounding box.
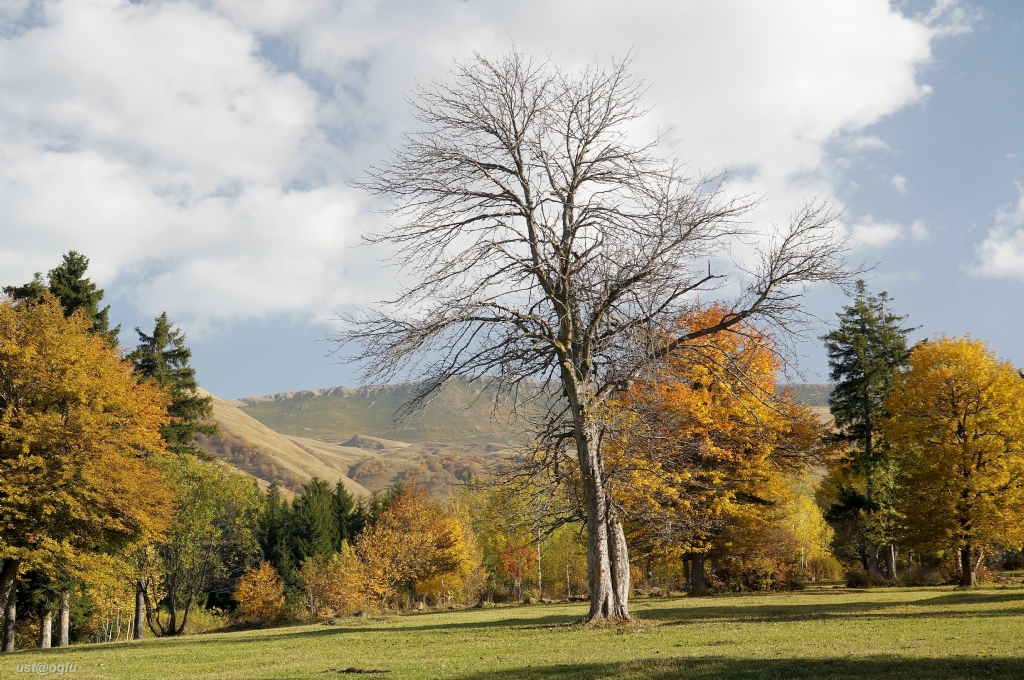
[712,528,803,592]
[233,562,285,625]
[806,555,844,581]
[845,569,890,588]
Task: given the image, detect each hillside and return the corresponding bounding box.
[197,383,512,498]
[236,377,531,445]
[781,383,832,408]
[203,380,833,497]
[195,391,371,496]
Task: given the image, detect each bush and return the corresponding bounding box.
[844,569,890,588]
[712,528,803,592]
[806,555,844,582]
[233,562,285,625]
[898,563,944,587]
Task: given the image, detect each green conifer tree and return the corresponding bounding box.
[821,279,914,578]
[259,483,297,585]
[129,312,217,455]
[291,479,339,565]
[333,481,356,546]
[4,251,120,346]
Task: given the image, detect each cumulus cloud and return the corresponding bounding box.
[891,175,908,194]
[0,0,971,329]
[847,215,929,248]
[973,188,1024,281]
[850,216,905,248]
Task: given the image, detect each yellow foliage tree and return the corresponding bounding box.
[883,336,1024,586]
[356,487,480,608]
[298,543,366,617]
[232,562,285,625]
[0,295,175,650]
[604,306,825,590]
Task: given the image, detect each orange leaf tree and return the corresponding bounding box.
[603,306,824,588]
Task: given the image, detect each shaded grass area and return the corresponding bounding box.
[7,586,1024,679]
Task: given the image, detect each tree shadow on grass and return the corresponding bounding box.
[148,612,586,648]
[451,656,1024,680]
[639,589,1024,626]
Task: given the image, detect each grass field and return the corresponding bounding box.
[8,586,1024,679]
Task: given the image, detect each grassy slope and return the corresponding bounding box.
[236,379,532,445]
[12,586,1024,679]
[196,391,371,496]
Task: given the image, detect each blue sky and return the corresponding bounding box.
[1,0,1020,398]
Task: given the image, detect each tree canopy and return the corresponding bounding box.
[0,295,174,647]
[4,251,120,347]
[883,336,1024,586]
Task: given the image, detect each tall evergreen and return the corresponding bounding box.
[821,280,914,577]
[129,312,217,455]
[291,479,339,564]
[4,251,120,346]
[259,483,297,585]
[333,481,356,546]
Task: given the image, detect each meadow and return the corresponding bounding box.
[9,586,1024,679]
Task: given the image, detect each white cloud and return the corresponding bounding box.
[0,0,971,330]
[973,188,1024,281]
[850,216,905,248]
[891,174,908,194]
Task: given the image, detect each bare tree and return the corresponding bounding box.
[339,51,855,622]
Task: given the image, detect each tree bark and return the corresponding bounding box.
[578,428,630,621]
[133,579,146,640]
[885,544,897,581]
[960,543,977,587]
[867,545,883,580]
[58,591,70,647]
[536,531,543,600]
[691,553,708,595]
[407,579,416,608]
[38,612,52,649]
[2,575,17,653]
[1,559,19,653]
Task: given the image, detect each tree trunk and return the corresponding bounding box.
[2,576,17,653]
[691,553,708,595]
[960,543,977,587]
[58,591,70,647]
[885,544,897,581]
[134,580,146,640]
[867,545,883,580]
[38,612,52,648]
[407,579,416,608]
[0,560,18,653]
[536,531,543,600]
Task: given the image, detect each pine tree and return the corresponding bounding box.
[3,251,120,346]
[291,479,339,565]
[333,481,356,546]
[821,280,914,578]
[259,483,297,585]
[129,312,217,456]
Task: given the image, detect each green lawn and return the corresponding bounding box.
[8,586,1024,679]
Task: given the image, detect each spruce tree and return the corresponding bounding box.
[4,251,120,346]
[291,478,339,564]
[259,483,297,585]
[333,481,356,546]
[821,279,914,577]
[129,312,217,455]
